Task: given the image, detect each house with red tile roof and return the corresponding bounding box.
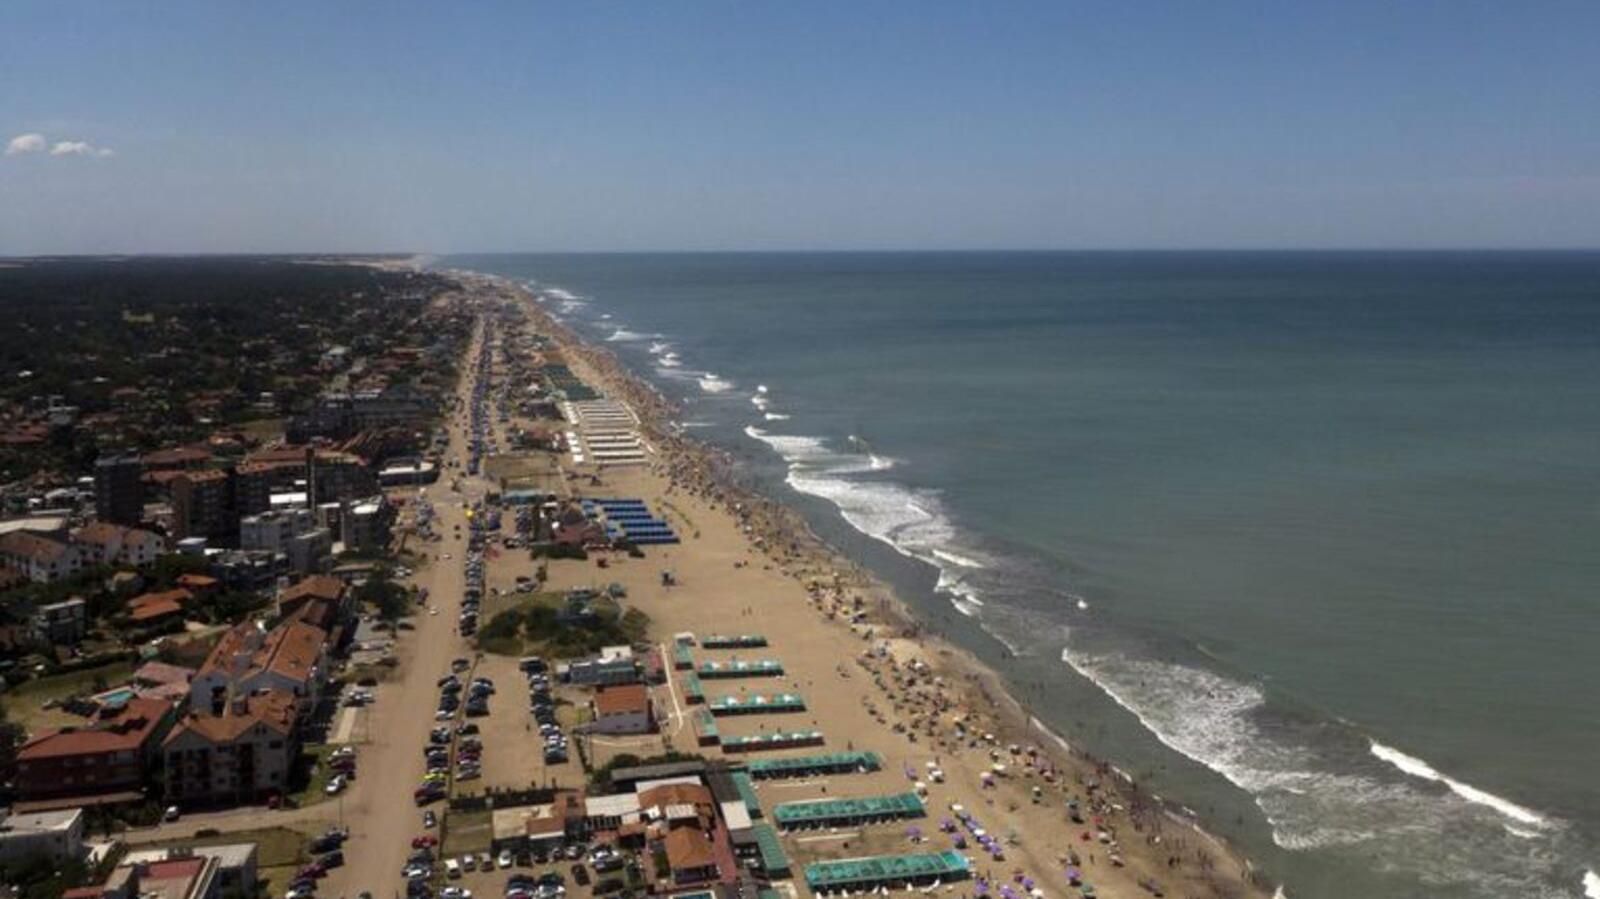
[0,530,86,582]
[14,697,175,806]
[162,689,298,806]
[663,827,719,884]
[592,683,656,735]
[141,446,214,471]
[190,619,328,717]
[127,588,192,626]
[71,522,168,567]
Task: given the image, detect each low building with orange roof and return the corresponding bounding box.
[126,588,193,626]
[591,683,656,735]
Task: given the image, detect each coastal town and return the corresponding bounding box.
[0,258,1271,899]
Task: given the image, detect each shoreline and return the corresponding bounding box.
[462,267,1279,898]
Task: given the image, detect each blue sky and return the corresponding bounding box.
[2,1,1597,253]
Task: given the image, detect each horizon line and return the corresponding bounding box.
[6,246,1600,261]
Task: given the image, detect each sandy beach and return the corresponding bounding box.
[471,272,1277,899]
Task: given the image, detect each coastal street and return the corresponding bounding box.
[320,321,488,898]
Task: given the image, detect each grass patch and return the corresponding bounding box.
[150,826,309,868]
[556,703,592,729]
[442,809,493,857]
[476,592,649,659]
[5,660,137,731]
[259,864,300,899]
[287,744,339,809]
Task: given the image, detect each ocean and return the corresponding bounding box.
[443,251,1600,899]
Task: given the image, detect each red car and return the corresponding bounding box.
[296,863,326,880]
[412,835,439,849]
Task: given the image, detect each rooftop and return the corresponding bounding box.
[0,807,83,834]
[18,697,172,760]
[595,683,650,717]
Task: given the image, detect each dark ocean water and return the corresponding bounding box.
[443,251,1600,899]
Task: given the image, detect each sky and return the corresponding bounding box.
[2,1,1598,254]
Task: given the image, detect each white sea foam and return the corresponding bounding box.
[543,288,578,301]
[599,313,613,320]
[648,341,673,355]
[1058,646,1577,896]
[1583,869,1600,898]
[607,328,655,342]
[659,353,682,368]
[744,425,993,619]
[1369,741,1550,829]
[764,412,791,421]
[698,374,734,393]
[756,384,769,394]
[931,548,987,569]
[751,394,770,411]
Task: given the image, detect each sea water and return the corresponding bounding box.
[444,251,1600,899]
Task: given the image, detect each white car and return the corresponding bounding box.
[445,858,462,879]
[325,774,347,795]
[498,849,513,869]
[441,889,472,899]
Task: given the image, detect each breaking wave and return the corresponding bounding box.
[698,373,734,393]
[1059,647,1583,897]
[1368,741,1550,830]
[744,425,994,619]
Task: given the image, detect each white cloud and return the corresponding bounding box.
[49,140,114,158]
[5,132,47,155]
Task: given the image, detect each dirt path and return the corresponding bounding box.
[320,319,489,898]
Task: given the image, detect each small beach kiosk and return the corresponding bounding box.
[774,792,926,831]
[805,851,971,895]
[746,751,883,780]
[697,659,784,679]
